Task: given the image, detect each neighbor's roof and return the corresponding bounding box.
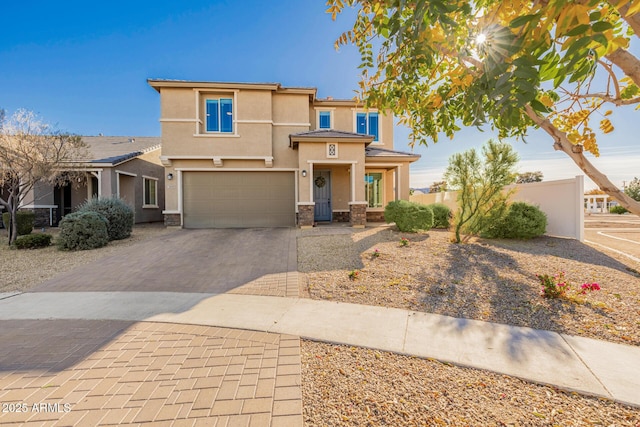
[81,136,161,165]
[365,146,421,160]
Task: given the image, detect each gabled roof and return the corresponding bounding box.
[81,136,161,166]
[289,129,375,147]
[365,146,421,161]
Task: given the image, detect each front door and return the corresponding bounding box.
[53,184,72,226]
[313,170,331,221]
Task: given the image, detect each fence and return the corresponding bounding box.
[410,176,585,241]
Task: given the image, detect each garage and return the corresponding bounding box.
[182,171,296,228]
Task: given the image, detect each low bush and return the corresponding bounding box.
[384,200,434,232]
[78,197,134,241]
[14,233,53,249]
[57,211,109,251]
[482,202,547,239]
[428,203,452,229]
[2,210,35,236]
[610,205,628,214]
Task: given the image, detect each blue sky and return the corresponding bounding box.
[1,0,638,190]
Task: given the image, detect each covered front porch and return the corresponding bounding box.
[290,130,373,228]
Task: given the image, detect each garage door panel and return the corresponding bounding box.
[183,172,295,228]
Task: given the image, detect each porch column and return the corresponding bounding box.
[298,162,315,228]
[89,171,102,198]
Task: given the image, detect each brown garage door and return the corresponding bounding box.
[183,171,295,228]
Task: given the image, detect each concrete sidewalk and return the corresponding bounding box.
[1,291,639,408]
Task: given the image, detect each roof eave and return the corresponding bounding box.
[366,154,421,162]
[147,79,317,95]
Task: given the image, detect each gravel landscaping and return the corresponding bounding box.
[302,340,640,426]
[0,223,175,292]
[298,226,640,346]
[299,224,640,425]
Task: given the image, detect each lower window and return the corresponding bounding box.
[365,173,383,208]
[143,177,158,207]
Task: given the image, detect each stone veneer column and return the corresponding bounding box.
[349,202,367,228]
[297,203,315,228]
[164,213,181,227]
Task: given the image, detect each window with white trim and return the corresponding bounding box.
[365,173,383,208]
[318,111,331,129]
[355,111,379,142]
[143,177,158,208]
[206,98,233,133]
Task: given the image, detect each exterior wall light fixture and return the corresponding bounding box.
[167,173,174,180]
[301,170,307,177]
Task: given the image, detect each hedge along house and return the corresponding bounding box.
[148,79,420,228]
[20,136,165,227]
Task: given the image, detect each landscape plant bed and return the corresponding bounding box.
[298,227,640,346]
[301,340,640,426]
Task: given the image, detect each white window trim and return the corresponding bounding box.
[352,108,382,144]
[365,170,385,210]
[142,175,159,209]
[315,107,335,130]
[326,142,338,159]
[194,89,239,136]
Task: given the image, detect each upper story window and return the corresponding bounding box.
[356,111,379,142]
[206,98,233,133]
[319,111,331,129]
[315,108,334,130]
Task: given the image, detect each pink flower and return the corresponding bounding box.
[581,283,600,292]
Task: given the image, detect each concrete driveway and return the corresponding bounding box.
[1,227,304,426]
[30,228,297,294]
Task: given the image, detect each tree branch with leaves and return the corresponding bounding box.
[328,0,640,216]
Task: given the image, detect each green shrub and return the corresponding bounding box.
[428,203,452,229]
[482,202,547,239]
[384,200,434,232]
[610,205,628,214]
[57,211,109,251]
[14,233,53,249]
[2,210,35,236]
[78,197,134,241]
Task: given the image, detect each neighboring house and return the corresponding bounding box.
[21,136,164,227]
[147,79,420,228]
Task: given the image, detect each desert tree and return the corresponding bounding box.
[0,109,87,244]
[444,139,519,242]
[328,0,640,215]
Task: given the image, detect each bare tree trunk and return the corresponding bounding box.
[9,206,18,245]
[525,105,640,216]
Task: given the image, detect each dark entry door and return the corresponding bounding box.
[313,170,331,221]
[53,184,72,226]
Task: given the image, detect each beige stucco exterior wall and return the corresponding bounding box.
[312,104,395,150]
[297,142,366,204]
[153,82,415,224]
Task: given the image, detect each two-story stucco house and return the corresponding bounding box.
[147,79,419,228]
